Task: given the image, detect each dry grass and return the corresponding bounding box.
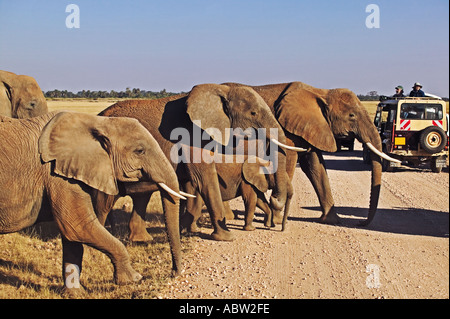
[361,101,379,118]
[46,98,382,117]
[46,98,121,115]
[0,194,193,299]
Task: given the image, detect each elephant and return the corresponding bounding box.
[0,70,48,118]
[98,84,302,242]
[0,111,185,293]
[182,154,293,232]
[221,82,401,226]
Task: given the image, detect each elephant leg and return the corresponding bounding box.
[256,193,273,228]
[223,201,235,221]
[78,218,142,285]
[180,182,202,233]
[93,190,119,226]
[61,236,84,295]
[49,182,142,287]
[188,163,234,241]
[201,188,234,241]
[241,183,257,231]
[128,192,154,243]
[272,149,297,225]
[184,194,203,233]
[299,151,340,224]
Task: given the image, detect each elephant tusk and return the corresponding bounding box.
[179,191,196,198]
[271,138,308,152]
[158,183,187,200]
[365,142,402,164]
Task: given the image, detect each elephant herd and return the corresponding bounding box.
[0,70,400,295]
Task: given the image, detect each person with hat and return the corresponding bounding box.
[393,85,405,97]
[409,82,425,97]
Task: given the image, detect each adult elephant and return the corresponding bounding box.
[222,82,400,226]
[0,111,184,293]
[0,70,48,118]
[99,84,302,242]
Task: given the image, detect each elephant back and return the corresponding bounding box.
[0,111,61,153]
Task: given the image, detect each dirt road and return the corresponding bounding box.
[161,143,449,299]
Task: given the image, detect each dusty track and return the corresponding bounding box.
[161,143,449,299]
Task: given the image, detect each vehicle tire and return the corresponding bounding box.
[382,158,393,172]
[419,126,447,154]
[381,145,393,172]
[430,157,444,173]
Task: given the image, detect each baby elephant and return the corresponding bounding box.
[182,156,292,232]
[0,111,183,293]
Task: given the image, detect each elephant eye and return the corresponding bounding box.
[134,147,145,155]
[349,113,356,119]
[251,111,257,116]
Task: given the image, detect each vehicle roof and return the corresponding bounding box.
[378,96,446,109]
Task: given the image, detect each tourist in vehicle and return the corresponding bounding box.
[393,85,405,97]
[409,82,425,97]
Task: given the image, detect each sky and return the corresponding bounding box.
[0,0,448,96]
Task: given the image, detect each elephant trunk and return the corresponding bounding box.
[155,166,183,275]
[364,150,382,226]
[160,190,183,275]
[281,182,293,231]
[267,127,289,211]
[358,124,383,226]
[145,154,183,275]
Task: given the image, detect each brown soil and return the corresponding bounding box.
[160,143,449,299]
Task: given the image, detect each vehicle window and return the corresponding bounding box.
[374,111,381,126]
[400,103,443,120]
[388,110,396,123]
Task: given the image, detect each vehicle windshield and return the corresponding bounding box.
[400,103,443,120]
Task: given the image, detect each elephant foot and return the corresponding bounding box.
[180,213,201,233]
[128,214,153,243]
[223,204,235,221]
[211,229,235,241]
[171,269,182,277]
[319,212,340,225]
[243,224,256,231]
[61,285,87,299]
[114,267,143,285]
[210,218,234,241]
[264,221,275,228]
[188,222,200,233]
[272,211,284,225]
[263,215,275,228]
[129,229,154,243]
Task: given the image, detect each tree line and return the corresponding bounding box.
[44,88,180,99]
[44,88,448,102]
[357,91,380,101]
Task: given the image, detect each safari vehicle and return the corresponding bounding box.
[363,96,448,172]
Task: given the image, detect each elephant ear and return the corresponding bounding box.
[186,84,231,145]
[275,87,337,152]
[242,156,270,193]
[38,112,119,195]
[0,81,13,117]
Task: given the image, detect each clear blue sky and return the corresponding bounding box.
[1,0,448,96]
